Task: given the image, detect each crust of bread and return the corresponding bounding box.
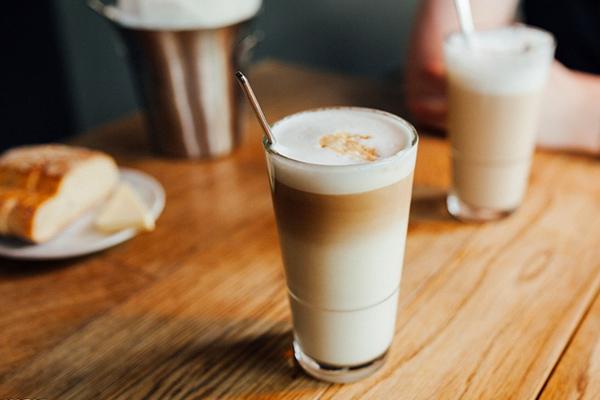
[0,144,118,242]
[0,189,49,240]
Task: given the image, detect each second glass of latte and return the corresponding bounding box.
[444,25,556,221]
[264,107,418,383]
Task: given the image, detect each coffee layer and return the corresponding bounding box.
[272,177,412,244]
[272,175,413,310]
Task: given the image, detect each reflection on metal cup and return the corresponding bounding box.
[90,1,257,159]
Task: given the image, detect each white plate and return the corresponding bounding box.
[0,168,165,260]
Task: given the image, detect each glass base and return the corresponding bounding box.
[293,340,388,383]
[446,192,515,222]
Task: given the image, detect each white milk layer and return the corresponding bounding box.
[268,108,417,195]
[444,26,555,95]
[291,290,398,366]
[113,0,262,29]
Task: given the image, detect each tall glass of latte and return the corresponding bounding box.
[444,25,555,221]
[264,107,417,383]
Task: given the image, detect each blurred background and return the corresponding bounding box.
[3,0,418,149]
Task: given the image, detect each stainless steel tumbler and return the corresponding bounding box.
[90,0,257,158]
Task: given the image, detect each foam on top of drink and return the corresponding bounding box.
[267,108,417,195]
[444,26,555,95]
[271,108,410,166]
[112,0,262,30]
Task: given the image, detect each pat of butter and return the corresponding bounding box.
[95,183,155,233]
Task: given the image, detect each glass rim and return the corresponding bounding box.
[262,106,419,170]
[443,23,556,52]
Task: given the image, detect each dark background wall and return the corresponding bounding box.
[2,1,73,149]
[54,0,419,134]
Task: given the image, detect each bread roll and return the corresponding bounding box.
[0,144,119,242]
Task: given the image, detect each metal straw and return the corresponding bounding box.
[235,71,276,145]
[453,0,475,45]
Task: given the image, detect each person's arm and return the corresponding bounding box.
[537,64,600,154]
[405,0,519,129]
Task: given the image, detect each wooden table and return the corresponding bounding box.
[1,61,599,399]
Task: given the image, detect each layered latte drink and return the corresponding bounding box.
[264,108,417,383]
[444,26,555,220]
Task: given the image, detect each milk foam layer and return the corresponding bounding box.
[444,26,555,95]
[271,108,409,166]
[267,108,417,195]
[112,0,262,29]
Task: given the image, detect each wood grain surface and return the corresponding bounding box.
[540,292,600,400]
[0,61,599,399]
